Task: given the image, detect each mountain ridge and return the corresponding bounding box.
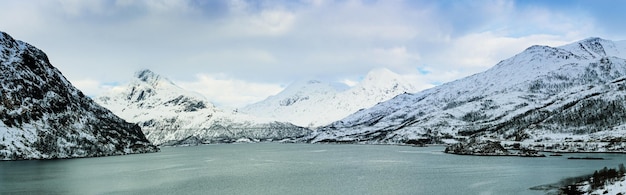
[308,37,626,149]
[95,69,311,146]
[0,31,158,160]
[241,68,419,127]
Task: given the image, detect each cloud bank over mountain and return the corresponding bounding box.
[1,0,625,107]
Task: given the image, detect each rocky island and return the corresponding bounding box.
[445,138,545,157]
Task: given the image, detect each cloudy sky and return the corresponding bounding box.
[1,0,626,107]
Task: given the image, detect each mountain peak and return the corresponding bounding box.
[361,68,408,85]
[364,68,397,79]
[312,36,626,145]
[0,31,25,53]
[0,31,158,160]
[367,67,397,75]
[135,69,162,83]
[558,37,622,59]
[95,71,309,146]
[577,36,611,51]
[131,69,179,89]
[581,37,606,43]
[0,31,14,43]
[282,78,346,93]
[0,31,11,42]
[98,69,216,114]
[242,67,418,127]
[357,68,416,93]
[307,80,321,84]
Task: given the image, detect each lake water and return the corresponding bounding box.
[1,144,625,195]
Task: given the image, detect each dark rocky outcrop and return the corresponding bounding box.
[445,139,512,156]
[0,31,158,160]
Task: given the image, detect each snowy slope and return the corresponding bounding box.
[0,31,158,160]
[581,176,626,195]
[309,37,626,145]
[95,70,310,146]
[241,68,418,127]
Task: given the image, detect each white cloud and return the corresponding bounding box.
[56,0,107,16]
[219,1,296,36]
[188,49,278,66]
[250,10,296,35]
[368,46,420,72]
[416,31,580,85]
[0,0,620,107]
[226,0,249,13]
[400,74,437,91]
[175,73,284,108]
[71,79,117,97]
[443,32,572,67]
[142,0,195,14]
[299,0,425,41]
[341,79,358,87]
[305,0,328,7]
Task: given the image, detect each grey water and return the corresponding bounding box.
[1,144,625,195]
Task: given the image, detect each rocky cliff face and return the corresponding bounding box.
[309,38,626,145]
[0,31,158,160]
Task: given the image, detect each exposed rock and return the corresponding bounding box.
[0,31,158,160]
[445,139,512,156]
[95,69,311,146]
[310,37,626,147]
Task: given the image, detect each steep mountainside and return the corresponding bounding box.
[310,38,626,146]
[241,68,418,127]
[0,31,158,160]
[95,70,310,146]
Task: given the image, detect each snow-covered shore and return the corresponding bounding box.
[579,176,626,195]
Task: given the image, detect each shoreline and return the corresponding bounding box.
[531,164,626,194]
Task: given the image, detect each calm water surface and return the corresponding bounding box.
[1,144,625,195]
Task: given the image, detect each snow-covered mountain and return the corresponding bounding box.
[309,37,626,145]
[0,31,158,160]
[241,68,418,127]
[95,69,310,146]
